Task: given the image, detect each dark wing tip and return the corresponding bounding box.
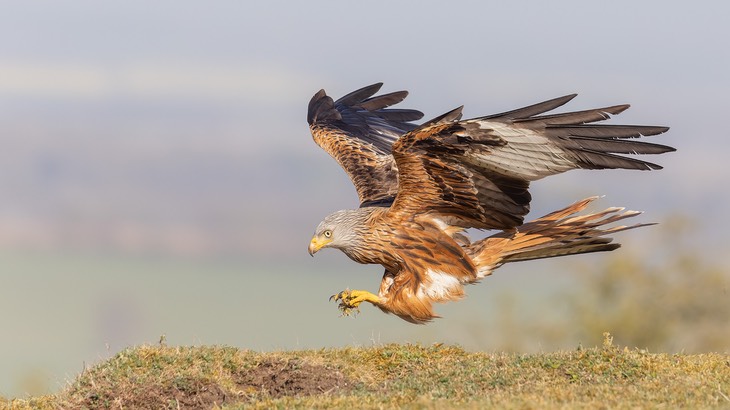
[420,106,464,127]
[481,94,579,121]
[546,94,579,108]
[308,83,390,125]
[604,104,630,115]
[655,126,671,135]
[359,90,410,111]
[336,82,384,106]
[309,83,425,156]
[308,88,341,125]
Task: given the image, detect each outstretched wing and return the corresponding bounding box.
[389,94,675,230]
[308,83,424,207]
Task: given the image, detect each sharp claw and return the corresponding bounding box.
[329,290,345,303]
[330,289,350,303]
[330,288,363,317]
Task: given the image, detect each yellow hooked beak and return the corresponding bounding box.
[308,235,332,256]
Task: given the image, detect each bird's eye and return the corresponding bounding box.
[324,230,332,238]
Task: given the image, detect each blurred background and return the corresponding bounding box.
[1,0,728,398]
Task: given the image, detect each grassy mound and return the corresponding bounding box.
[4,335,730,409]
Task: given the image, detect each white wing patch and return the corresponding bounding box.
[419,269,464,302]
[463,121,576,180]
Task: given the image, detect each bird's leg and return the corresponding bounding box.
[330,288,381,316]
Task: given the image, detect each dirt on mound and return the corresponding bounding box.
[236,357,351,398]
[83,377,230,409]
[80,357,352,409]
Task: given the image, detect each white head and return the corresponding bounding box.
[308,209,369,256]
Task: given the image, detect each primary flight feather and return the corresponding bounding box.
[307,83,674,323]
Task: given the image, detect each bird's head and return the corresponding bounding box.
[308,209,366,256]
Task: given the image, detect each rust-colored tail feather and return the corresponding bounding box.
[469,197,649,277]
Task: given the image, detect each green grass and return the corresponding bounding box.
[4,334,730,409]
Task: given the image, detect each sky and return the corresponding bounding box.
[0,0,728,397]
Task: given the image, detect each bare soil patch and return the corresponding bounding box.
[235,357,351,398]
[83,377,230,409]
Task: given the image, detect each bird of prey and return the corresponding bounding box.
[307,83,674,324]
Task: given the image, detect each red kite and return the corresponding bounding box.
[307,83,673,323]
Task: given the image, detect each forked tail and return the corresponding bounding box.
[468,196,651,278]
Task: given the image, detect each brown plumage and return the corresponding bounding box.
[307,83,674,323]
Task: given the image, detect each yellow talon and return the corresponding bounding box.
[329,288,380,317]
